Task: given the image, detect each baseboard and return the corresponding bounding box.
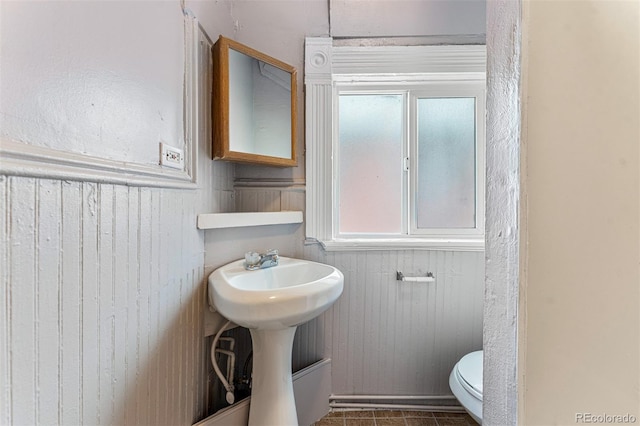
[291,359,332,424]
[194,397,250,426]
[194,358,331,426]
[329,394,464,412]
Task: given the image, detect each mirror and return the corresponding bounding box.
[212,36,297,167]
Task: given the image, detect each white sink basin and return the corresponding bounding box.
[208,256,344,330]
[207,256,343,426]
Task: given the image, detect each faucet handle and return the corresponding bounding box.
[265,249,278,256]
[244,251,260,266]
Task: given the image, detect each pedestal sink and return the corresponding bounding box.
[208,257,344,426]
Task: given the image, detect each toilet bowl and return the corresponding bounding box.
[449,350,483,424]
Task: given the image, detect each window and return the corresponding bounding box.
[337,92,405,235]
[305,38,486,251]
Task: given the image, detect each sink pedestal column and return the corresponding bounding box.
[248,327,298,426]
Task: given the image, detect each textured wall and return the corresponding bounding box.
[0,1,184,166]
[0,179,209,425]
[484,0,521,424]
[0,10,235,425]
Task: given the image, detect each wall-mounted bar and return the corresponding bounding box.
[396,271,435,282]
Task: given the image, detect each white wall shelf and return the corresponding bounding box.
[197,211,303,230]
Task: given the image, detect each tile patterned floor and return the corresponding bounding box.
[312,410,479,426]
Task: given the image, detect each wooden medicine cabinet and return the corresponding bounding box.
[212,36,297,167]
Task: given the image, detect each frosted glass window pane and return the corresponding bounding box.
[338,94,403,234]
[417,98,476,229]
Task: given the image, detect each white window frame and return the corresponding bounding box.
[304,37,486,251]
[333,87,409,239]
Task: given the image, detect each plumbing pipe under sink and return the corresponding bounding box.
[211,320,235,405]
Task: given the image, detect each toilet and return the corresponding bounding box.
[449,350,483,424]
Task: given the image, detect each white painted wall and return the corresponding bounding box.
[0,1,184,166]
[483,1,521,424]
[329,0,485,38]
[2,1,487,422]
[0,3,235,424]
[520,0,640,423]
[303,248,484,397]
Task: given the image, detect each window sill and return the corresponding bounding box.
[308,237,485,252]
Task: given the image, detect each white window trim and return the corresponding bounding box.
[332,87,409,239]
[408,85,486,238]
[304,37,486,251]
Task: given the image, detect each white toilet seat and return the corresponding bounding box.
[449,350,483,424]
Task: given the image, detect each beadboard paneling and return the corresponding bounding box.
[0,25,235,425]
[234,185,484,398]
[303,248,484,396]
[1,178,208,425]
[0,176,8,426]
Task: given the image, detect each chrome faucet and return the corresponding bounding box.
[244,249,279,270]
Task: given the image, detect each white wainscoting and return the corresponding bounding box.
[0,178,210,425]
[303,248,484,397]
[0,25,236,425]
[234,184,484,402]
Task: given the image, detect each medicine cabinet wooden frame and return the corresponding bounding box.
[212,36,297,167]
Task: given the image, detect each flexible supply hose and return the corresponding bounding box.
[210,320,235,404]
[216,349,236,391]
[218,336,236,386]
